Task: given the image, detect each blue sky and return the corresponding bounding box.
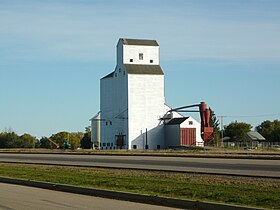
[1,0,280,138]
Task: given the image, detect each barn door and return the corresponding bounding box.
[180,128,196,146]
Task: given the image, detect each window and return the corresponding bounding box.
[110,121,112,125]
[150,59,153,63]
[157,145,160,149]
[123,71,125,75]
[130,59,133,62]
[115,73,117,77]
[111,142,113,146]
[139,53,143,60]
[103,143,106,146]
[189,121,193,125]
[119,68,121,72]
[133,145,137,149]
[107,142,110,146]
[106,122,108,126]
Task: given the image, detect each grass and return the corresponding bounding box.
[0,163,279,209]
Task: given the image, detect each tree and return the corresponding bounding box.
[256,120,280,142]
[18,134,36,148]
[80,126,92,149]
[209,108,220,146]
[50,131,81,149]
[39,137,52,149]
[224,121,252,141]
[0,132,19,148]
[0,132,36,148]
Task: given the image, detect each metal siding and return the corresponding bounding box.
[180,128,196,146]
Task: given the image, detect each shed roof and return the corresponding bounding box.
[124,64,164,75]
[246,131,266,141]
[122,38,159,46]
[101,72,114,79]
[165,117,189,125]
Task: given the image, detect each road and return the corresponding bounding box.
[0,153,279,178]
[0,183,177,210]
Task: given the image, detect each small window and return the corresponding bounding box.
[133,145,137,149]
[103,143,106,146]
[150,59,153,63]
[115,73,117,77]
[145,145,148,149]
[106,122,108,126]
[119,68,121,72]
[110,121,112,125]
[111,142,113,146]
[139,53,143,60]
[189,121,193,125]
[123,71,125,75]
[107,143,110,146]
[157,145,160,149]
[130,59,133,62]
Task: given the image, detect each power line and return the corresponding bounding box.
[218,113,280,118]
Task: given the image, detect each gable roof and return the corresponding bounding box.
[124,64,164,75]
[122,38,159,46]
[246,131,266,141]
[165,117,189,125]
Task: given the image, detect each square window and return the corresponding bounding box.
[139,53,143,60]
[189,121,193,125]
[130,59,133,62]
[150,59,153,63]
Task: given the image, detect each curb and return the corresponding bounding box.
[0,177,263,210]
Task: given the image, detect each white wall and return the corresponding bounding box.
[91,112,100,148]
[117,41,159,66]
[127,74,165,150]
[100,65,128,149]
[180,117,204,146]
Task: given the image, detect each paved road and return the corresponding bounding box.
[0,153,279,178]
[0,183,177,210]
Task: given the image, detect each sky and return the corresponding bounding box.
[1,0,280,138]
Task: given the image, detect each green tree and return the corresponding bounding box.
[18,133,36,148]
[0,132,19,148]
[39,137,52,149]
[224,121,252,141]
[50,131,81,149]
[80,126,92,149]
[256,120,280,142]
[209,108,220,146]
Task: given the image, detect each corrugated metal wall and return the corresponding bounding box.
[180,128,196,146]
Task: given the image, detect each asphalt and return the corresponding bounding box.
[0,153,279,178]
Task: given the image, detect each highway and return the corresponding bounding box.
[0,183,177,210]
[0,153,279,178]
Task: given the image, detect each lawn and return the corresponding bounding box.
[0,163,279,209]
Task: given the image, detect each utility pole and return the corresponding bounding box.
[218,116,227,147]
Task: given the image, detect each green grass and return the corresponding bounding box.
[0,163,279,209]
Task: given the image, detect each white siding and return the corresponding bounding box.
[100,66,128,149]
[128,74,165,149]
[180,117,204,146]
[121,45,159,65]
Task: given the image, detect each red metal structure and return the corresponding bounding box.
[167,102,214,146]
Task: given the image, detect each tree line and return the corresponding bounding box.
[1,116,279,149]
[0,127,92,149]
[210,110,280,144]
